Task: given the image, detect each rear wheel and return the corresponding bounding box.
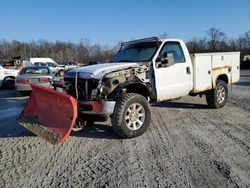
[112,93,151,138]
[206,80,228,108]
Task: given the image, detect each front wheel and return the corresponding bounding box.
[111,93,151,138]
[206,80,228,108]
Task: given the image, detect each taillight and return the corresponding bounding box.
[16,78,29,84]
[40,77,49,83]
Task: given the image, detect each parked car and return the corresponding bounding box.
[63,61,79,71]
[15,66,54,95]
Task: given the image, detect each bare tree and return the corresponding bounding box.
[186,37,207,53]
[241,30,250,52]
[206,27,226,51]
[227,38,238,51]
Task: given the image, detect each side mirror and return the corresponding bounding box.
[156,52,175,68]
[164,52,175,66]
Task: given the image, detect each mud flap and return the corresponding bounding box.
[17,84,77,144]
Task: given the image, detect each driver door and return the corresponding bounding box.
[153,41,192,101]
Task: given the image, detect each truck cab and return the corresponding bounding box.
[151,39,193,101]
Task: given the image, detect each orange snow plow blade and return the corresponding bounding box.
[18,84,78,144]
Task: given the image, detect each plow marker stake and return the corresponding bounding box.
[18,84,77,144]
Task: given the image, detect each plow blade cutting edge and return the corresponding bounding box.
[18,84,78,144]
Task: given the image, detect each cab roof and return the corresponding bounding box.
[120,37,183,50]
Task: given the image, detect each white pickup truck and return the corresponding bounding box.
[64,37,240,138]
[0,65,19,89]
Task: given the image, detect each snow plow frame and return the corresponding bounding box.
[17,84,78,144]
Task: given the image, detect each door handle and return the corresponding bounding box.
[186,67,191,74]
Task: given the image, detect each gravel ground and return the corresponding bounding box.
[0,70,249,188]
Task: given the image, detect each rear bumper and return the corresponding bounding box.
[78,100,115,115]
[15,83,51,91]
[15,83,32,91]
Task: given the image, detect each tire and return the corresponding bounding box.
[206,80,228,108]
[59,70,65,77]
[111,93,151,138]
[3,78,15,89]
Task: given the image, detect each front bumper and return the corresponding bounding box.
[78,100,115,115]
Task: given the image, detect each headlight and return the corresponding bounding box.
[78,72,94,79]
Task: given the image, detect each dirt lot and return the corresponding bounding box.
[0,70,249,188]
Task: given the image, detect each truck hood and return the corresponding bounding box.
[66,62,143,79]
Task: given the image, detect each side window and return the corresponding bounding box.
[47,62,55,67]
[159,42,185,63]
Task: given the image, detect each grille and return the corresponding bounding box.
[64,77,99,99]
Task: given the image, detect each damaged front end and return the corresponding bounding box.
[64,71,102,100]
[64,63,150,116]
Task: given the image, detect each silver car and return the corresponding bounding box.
[15,66,54,94]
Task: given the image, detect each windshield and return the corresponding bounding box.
[21,67,50,75]
[111,42,159,63]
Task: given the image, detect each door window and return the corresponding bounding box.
[47,63,56,67]
[159,42,185,63]
[34,62,46,66]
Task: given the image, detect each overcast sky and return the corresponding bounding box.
[0,0,249,46]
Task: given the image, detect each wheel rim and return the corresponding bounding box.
[125,103,145,131]
[216,85,226,104]
[60,71,64,76]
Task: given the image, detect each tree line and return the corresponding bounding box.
[0,39,115,64]
[0,27,250,64]
[186,28,250,57]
